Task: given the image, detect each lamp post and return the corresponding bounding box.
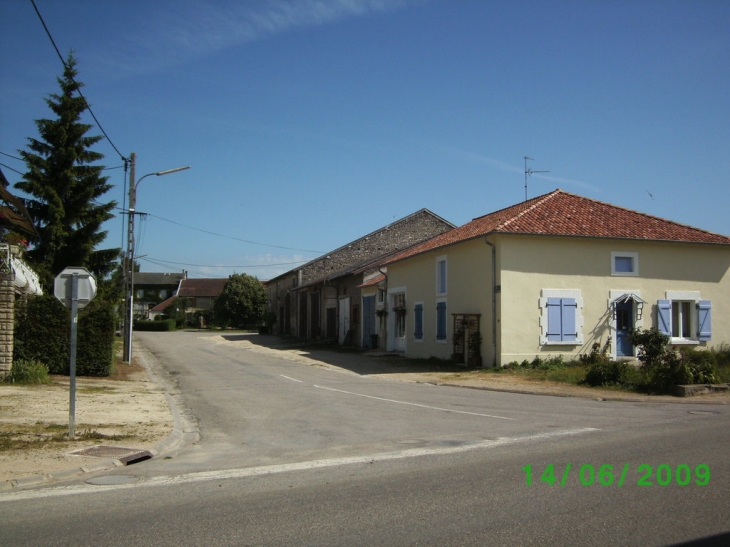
[123,152,190,363]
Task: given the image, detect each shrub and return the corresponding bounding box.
[650,348,718,390]
[77,300,115,376]
[629,328,669,370]
[134,319,176,331]
[14,295,69,374]
[14,295,116,377]
[584,361,630,387]
[629,328,720,392]
[5,359,50,384]
[579,341,611,366]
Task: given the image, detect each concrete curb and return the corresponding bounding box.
[1,339,200,492]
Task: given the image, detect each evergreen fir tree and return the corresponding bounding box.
[15,53,119,291]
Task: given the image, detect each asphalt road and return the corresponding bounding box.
[1,331,728,546]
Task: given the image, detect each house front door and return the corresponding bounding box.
[338,298,350,344]
[391,293,406,352]
[616,301,634,357]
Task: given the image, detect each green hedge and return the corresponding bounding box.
[134,319,176,331]
[14,295,115,377]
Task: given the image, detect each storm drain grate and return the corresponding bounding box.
[71,445,153,465]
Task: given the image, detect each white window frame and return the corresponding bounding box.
[664,291,701,345]
[539,289,584,346]
[611,252,639,276]
[436,255,447,296]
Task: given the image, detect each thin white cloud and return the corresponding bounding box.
[442,146,600,193]
[102,0,422,77]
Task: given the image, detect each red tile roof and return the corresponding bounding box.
[177,278,228,298]
[357,273,385,288]
[386,190,730,264]
[151,295,177,312]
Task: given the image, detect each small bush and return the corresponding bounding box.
[649,348,718,390]
[629,328,721,392]
[584,361,630,387]
[6,359,50,384]
[579,342,611,366]
[134,319,176,331]
[712,343,730,368]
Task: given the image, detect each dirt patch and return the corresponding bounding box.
[0,361,172,483]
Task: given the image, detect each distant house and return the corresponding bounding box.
[177,277,228,313]
[378,190,730,366]
[148,277,229,325]
[267,209,454,347]
[133,272,186,319]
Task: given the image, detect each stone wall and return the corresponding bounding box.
[0,263,14,378]
[299,210,452,285]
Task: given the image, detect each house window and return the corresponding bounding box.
[436,299,447,341]
[611,252,639,276]
[436,256,447,295]
[136,289,144,299]
[414,302,424,341]
[539,289,584,345]
[658,292,711,343]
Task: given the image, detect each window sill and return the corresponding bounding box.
[669,338,700,346]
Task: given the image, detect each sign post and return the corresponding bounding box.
[54,267,96,438]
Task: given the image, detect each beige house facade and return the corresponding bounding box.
[381,190,730,367]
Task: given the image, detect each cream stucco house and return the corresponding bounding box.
[369,190,730,367]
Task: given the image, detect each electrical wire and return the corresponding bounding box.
[0,162,24,176]
[142,257,308,269]
[145,212,324,254]
[29,0,128,163]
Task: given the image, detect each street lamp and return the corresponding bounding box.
[123,152,190,363]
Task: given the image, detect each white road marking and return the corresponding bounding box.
[314,384,515,420]
[280,375,303,383]
[0,428,599,502]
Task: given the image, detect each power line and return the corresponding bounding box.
[29,0,128,163]
[145,212,325,254]
[0,151,23,161]
[0,162,24,176]
[142,257,307,269]
[106,203,323,255]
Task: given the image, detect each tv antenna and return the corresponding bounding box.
[524,156,550,201]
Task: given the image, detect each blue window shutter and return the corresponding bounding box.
[436,302,447,340]
[561,298,578,342]
[546,298,563,342]
[698,300,712,341]
[414,304,423,339]
[657,300,671,336]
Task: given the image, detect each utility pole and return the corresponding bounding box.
[122,154,189,364]
[123,153,136,363]
[524,156,549,201]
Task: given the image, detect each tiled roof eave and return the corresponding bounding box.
[494,231,730,246]
[385,228,730,267]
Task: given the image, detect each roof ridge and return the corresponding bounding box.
[497,189,562,230]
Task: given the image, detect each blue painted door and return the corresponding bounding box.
[616,301,634,357]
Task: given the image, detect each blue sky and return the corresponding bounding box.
[1,0,729,280]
